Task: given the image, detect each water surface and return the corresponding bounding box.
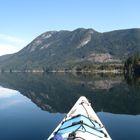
[0,73,140,140]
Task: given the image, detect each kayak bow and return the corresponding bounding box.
[48,96,112,140]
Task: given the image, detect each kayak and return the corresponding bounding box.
[47,96,112,140]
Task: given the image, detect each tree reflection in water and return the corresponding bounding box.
[0,72,140,115]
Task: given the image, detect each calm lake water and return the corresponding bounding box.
[0,73,140,140]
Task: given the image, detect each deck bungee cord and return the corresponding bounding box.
[56,119,107,138]
[48,96,112,140]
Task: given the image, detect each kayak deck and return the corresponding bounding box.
[48,96,112,140]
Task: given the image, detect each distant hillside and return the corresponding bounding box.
[0,28,140,71]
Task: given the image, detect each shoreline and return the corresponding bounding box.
[0,69,123,74]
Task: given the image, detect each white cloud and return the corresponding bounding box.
[0,86,19,98]
[0,34,25,44]
[0,34,28,56]
[0,44,20,56]
[0,86,26,110]
[0,100,23,110]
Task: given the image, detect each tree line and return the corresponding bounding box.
[124,53,140,75]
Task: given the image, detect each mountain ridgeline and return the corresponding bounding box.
[0,28,140,71]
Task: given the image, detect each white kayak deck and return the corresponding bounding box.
[48,96,112,140]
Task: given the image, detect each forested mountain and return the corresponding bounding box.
[0,28,140,71]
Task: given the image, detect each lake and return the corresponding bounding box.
[0,73,140,140]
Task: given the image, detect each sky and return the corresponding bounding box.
[0,0,140,56]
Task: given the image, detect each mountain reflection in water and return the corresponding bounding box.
[0,73,140,115]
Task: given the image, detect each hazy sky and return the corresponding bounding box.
[0,0,140,56]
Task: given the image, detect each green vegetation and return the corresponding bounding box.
[0,28,140,72]
[124,53,140,75]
